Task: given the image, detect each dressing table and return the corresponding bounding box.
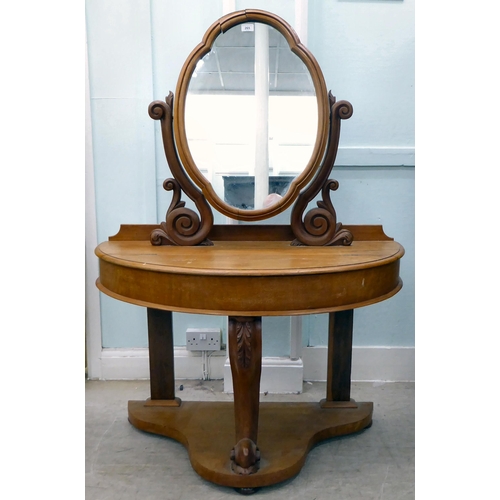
[95,10,404,493]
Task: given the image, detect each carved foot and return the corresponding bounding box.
[230,438,261,475]
[234,487,260,495]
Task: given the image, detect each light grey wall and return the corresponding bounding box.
[86,0,414,353]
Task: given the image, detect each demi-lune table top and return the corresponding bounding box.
[95,226,404,317]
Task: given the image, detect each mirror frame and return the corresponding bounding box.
[173,9,330,221]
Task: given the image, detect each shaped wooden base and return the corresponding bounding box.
[128,400,373,489]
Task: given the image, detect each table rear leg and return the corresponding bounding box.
[146,308,180,406]
[321,309,357,408]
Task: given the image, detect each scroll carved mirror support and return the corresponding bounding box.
[148,93,214,246]
[290,92,354,246]
[148,9,352,247]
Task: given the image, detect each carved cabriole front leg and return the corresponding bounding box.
[228,316,262,475]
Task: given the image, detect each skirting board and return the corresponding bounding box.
[223,357,304,394]
[97,346,415,389]
[99,347,227,381]
[302,346,415,383]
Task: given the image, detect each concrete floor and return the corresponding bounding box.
[86,380,414,499]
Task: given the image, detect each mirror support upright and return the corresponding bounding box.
[290,93,354,246]
[148,93,214,247]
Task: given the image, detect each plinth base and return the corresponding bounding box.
[128,400,373,489]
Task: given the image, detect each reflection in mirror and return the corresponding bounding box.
[185,22,317,211]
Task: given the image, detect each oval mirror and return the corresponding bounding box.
[174,10,329,221]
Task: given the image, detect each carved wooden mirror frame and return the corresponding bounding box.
[148,9,353,247]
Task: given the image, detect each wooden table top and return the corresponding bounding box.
[96,240,404,277]
[95,235,404,316]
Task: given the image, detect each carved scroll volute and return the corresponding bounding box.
[290,93,354,246]
[148,93,214,246]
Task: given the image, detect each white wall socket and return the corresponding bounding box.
[186,328,222,351]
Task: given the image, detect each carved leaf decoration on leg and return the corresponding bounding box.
[236,321,253,369]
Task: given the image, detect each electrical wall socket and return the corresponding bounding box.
[186,328,222,351]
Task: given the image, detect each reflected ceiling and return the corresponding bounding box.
[189,23,314,95]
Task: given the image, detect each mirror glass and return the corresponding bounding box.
[184,22,317,211]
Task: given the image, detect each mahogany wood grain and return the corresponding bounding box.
[326,309,354,402]
[146,308,176,401]
[95,239,403,316]
[128,400,373,488]
[95,225,404,489]
[148,93,214,246]
[228,317,262,474]
[290,93,354,246]
[108,223,394,243]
